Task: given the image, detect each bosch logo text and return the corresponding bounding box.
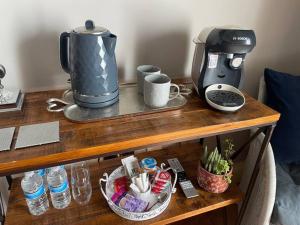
[232,37,248,41]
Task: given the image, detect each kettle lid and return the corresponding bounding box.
[74,20,109,35]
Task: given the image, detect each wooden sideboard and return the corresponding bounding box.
[0,81,280,225]
[0,87,279,175]
[5,142,242,225]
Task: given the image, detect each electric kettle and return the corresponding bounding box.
[60,20,119,108]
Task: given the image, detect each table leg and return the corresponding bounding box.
[216,135,222,153]
[199,138,204,145]
[223,206,228,225]
[6,176,12,190]
[236,124,275,225]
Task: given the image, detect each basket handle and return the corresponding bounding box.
[99,173,109,201]
[160,163,177,194]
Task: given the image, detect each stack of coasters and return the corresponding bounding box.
[151,171,171,194]
[15,121,59,149]
[0,89,25,118]
[0,127,15,151]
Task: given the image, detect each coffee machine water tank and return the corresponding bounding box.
[191,27,256,97]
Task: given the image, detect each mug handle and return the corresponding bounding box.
[169,83,180,101]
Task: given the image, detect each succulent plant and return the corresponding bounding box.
[201,138,235,184]
[223,138,235,163]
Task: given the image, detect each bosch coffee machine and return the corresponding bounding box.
[191,27,256,111]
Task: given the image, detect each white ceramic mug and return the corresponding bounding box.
[144,74,180,108]
[137,65,161,95]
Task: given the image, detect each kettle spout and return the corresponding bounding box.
[102,34,117,56]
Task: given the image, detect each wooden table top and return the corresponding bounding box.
[0,82,280,175]
[5,142,243,225]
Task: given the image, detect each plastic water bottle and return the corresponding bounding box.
[21,171,49,216]
[34,169,48,191]
[47,166,71,209]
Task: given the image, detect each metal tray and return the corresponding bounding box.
[99,164,177,221]
[47,84,187,123]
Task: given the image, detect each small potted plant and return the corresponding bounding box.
[197,139,235,193]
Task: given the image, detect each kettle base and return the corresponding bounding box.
[74,95,119,109]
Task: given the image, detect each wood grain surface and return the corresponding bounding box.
[5,142,242,225]
[0,81,280,175]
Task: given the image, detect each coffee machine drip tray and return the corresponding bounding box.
[48,84,187,123]
[205,84,245,112]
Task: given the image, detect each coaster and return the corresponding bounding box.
[15,121,59,149]
[0,127,15,151]
[0,88,20,106]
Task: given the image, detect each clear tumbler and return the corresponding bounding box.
[71,161,92,205]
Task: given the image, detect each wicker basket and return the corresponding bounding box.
[99,163,177,221]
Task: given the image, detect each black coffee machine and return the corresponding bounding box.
[192,28,256,97]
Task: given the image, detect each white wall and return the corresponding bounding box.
[1,0,300,96]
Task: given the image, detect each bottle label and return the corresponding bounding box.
[24,185,45,200]
[49,180,69,193]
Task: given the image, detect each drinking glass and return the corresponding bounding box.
[71,161,92,205]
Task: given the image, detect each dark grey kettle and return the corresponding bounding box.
[60,20,119,108]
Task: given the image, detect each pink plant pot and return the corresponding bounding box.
[197,162,232,194]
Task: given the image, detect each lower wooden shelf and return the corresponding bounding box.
[5,142,243,225]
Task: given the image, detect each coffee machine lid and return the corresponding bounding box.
[193,26,244,44]
[74,20,109,35]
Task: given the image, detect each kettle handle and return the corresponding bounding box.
[60,32,70,74]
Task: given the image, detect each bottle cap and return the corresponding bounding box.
[24,171,35,177]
